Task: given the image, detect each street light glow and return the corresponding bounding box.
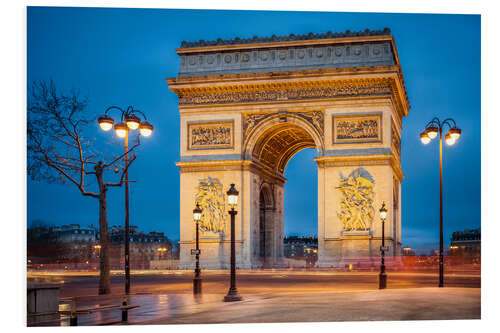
[445,133,456,146]
[379,202,388,220]
[420,132,431,145]
[98,116,114,131]
[114,123,128,138]
[193,203,202,222]
[125,114,141,130]
[425,126,439,139]
[450,127,462,140]
[139,121,154,137]
[227,183,239,207]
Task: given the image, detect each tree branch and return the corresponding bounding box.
[105,154,137,187]
[102,141,140,169]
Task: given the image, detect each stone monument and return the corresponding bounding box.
[166,28,409,268]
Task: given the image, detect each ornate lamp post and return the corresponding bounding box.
[379,202,388,289]
[224,184,242,302]
[193,203,202,294]
[420,118,461,287]
[98,105,154,294]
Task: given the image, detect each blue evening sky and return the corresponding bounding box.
[27,7,480,254]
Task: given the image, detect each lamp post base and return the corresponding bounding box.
[193,277,202,294]
[379,272,387,289]
[224,289,242,302]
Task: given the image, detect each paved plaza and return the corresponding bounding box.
[28,269,481,325]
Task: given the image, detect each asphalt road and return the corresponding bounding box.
[28,269,481,298]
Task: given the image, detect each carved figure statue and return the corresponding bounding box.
[194,177,227,233]
[336,168,375,231]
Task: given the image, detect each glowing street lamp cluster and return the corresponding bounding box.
[420,119,461,146]
[419,117,462,288]
[98,108,153,138]
[97,105,154,295]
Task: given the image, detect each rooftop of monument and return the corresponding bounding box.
[179,28,392,49]
[169,27,409,114]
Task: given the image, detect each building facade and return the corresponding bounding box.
[450,228,481,263]
[167,29,409,269]
[51,224,98,243]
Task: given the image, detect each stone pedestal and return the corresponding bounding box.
[27,284,60,326]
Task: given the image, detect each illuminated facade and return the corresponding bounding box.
[167,29,409,268]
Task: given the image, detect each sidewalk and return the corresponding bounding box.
[140,287,480,325]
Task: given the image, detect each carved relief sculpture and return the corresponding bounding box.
[333,114,381,143]
[243,110,324,140]
[195,177,227,233]
[336,168,375,231]
[392,123,401,157]
[188,121,233,150]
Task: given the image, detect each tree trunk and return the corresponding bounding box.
[98,192,111,294]
[95,163,111,295]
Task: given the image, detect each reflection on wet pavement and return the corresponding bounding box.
[59,293,224,326]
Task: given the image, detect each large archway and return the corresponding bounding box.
[168,30,409,269]
[244,114,323,267]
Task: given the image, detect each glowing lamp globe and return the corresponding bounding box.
[125,114,141,130]
[98,116,114,131]
[193,203,202,222]
[445,133,456,146]
[420,132,431,145]
[449,127,461,140]
[425,126,439,139]
[227,183,239,207]
[379,202,388,220]
[139,121,154,137]
[114,123,128,138]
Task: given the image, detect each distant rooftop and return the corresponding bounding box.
[180,28,391,48]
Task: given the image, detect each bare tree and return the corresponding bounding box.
[27,80,139,294]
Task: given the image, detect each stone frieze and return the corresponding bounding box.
[178,41,395,77]
[179,83,393,106]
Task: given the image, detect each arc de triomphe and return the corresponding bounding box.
[166,28,409,269]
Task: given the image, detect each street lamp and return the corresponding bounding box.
[98,105,154,295]
[94,244,102,258]
[420,117,461,287]
[224,184,242,302]
[379,202,388,289]
[193,203,202,295]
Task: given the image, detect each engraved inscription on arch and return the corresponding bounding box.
[188,120,234,150]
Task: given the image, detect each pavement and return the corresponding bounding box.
[143,288,480,324]
[27,269,481,325]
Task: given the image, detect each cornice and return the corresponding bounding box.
[167,65,400,86]
[167,66,409,118]
[314,154,404,180]
[177,28,392,51]
[176,159,287,183]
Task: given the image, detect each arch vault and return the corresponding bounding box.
[167,29,409,268]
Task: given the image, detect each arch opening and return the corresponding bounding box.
[249,119,320,268]
[259,185,275,266]
[250,121,318,175]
